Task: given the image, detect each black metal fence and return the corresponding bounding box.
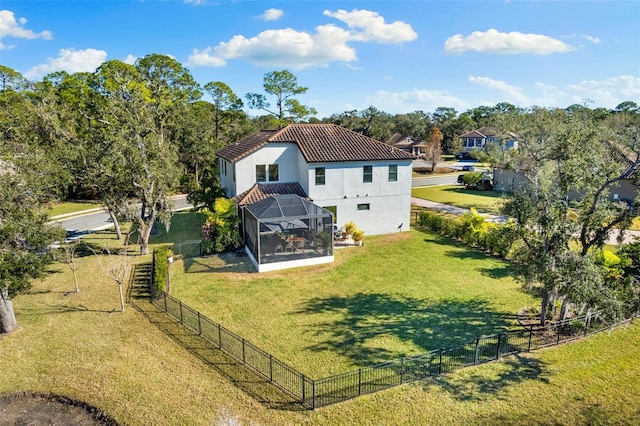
[149,253,637,409]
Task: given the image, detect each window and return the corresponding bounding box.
[269,164,279,181]
[223,160,227,176]
[363,165,373,183]
[357,203,370,211]
[315,167,325,185]
[256,164,266,182]
[388,164,398,182]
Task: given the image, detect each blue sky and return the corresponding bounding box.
[1,1,639,118]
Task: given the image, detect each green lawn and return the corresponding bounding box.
[47,200,102,217]
[1,241,639,425]
[412,185,503,214]
[149,211,207,257]
[169,229,537,377]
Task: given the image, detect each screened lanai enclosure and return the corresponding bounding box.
[242,194,335,272]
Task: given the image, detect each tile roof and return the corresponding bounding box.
[233,182,309,207]
[218,124,414,164]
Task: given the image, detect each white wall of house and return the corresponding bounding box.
[305,160,412,235]
[223,143,303,197]
[220,145,412,236]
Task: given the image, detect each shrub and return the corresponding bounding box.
[153,246,171,296]
[201,198,241,255]
[344,221,357,236]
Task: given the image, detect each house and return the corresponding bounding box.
[387,133,427,158]
[493,141,639,202]
[459,127,517,158]
[217,124,414,272]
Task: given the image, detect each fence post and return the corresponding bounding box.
[584,315,588,336]
[474,338,480,364]
[527,328,533,352]
[179,300,183,324]
[496,333,502,359]
[400,358,404,383]
[358,368,362,395]
[197,311,202,335]
[242,338,246,363]
[301,374,306,404]
[312,380,315,410]
[556,324,561,345]
[163,294,167,312]
[218,323,222,349]
[269,354,273,382]
[438,349,443,375]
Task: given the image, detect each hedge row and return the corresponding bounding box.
[417,209,520,259]
[153,246,172,295]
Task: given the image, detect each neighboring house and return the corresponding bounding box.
[217,124,414,272]
[493,141,639,202]
[459,127,517,157]
[388,133,427,158]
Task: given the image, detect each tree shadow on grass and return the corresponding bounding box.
[182,252,255,274]
[425,353,549,402]
[297,293,517,368]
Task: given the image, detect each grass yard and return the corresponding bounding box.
[47,200,102,217]
[168,229,537,377]
[1,240,639,425]
[412,185,503,214]
[149,211,207,257]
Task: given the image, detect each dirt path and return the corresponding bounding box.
[0,392,118,425]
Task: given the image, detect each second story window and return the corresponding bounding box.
[315,167,325,185]
[269,164,279,181]
[363,165,373,183]
[256,164,266,182]
[388,164,398,182]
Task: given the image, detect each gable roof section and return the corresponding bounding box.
[234,182,308,207]
[217,130,279,163]
[460,127,499,139]
[218,124,414,164]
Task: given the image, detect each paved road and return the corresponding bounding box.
[53,194,191,235]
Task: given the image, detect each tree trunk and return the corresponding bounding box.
[559,297,571,322]
[0,288,17,334]
[540,287,550,326]
[118,283,125,312]
[72,266,79,293]
[138,218,154,255]
[108,209,123,240]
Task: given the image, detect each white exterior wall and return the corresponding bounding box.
[219,158,235,197]
[306,160,412,236]
[226,143,303,196]
[220,145,412,236]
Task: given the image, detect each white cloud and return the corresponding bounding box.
[468,75,530,105]
[188,9,416,69]
[565,75,640,107]
[261,8,283,21]
[323,9,417,43]
[444,28,573,55]
[0,9,52,50]
[25,48,107,79]
[188,25,356,69]
[365,89,469,114]
[582,35,601,44]
[123,54,137,65]
[184,0,208,5]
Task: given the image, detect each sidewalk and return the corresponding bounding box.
[411,197,640,245]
